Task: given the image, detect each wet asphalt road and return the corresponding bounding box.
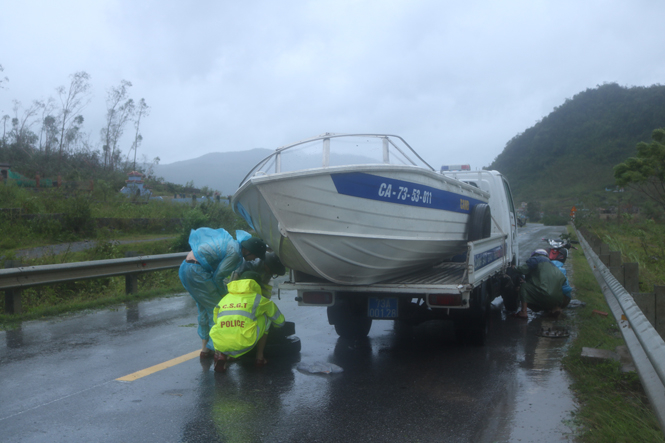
[0,224,576,443]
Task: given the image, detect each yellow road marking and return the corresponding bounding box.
[116,350,201,381]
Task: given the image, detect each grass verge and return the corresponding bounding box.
[0,238,185,330]
[564,227,665,442]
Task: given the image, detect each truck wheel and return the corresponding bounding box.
[268,321,296,339]
[502,293,519,312]
[502,267,521,312]
[456,282,489,346]
[328,300,372,339]
[334,314,372,339]
[467,311,489,346]
[468,203,491,241]
[264,335,301,357]
[500,273,519,312]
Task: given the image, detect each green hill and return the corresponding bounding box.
[487,83,665,208]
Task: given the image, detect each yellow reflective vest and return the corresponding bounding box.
[209,278,285,357]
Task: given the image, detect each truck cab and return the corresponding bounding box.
[440,168,519,267]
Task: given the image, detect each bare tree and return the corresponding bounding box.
[2,115,10,144]
[101,80,135,170]
[64,115,85,152]
[130,98,150,170]
[0,64,7,90]
[10,100,42,149]
[38,96,57,152]
[41,115,59,154]
[56,71,91,158]
[0,65,8,147]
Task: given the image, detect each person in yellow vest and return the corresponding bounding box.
[210,271,286,373]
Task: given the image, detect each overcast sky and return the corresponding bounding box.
[1,0,664,170]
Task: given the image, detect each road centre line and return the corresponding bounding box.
[116,350,200,382]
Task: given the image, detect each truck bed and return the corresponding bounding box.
[279,234,507,295]
[280,262,467,294]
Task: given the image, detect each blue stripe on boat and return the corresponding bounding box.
[331,172,484,213]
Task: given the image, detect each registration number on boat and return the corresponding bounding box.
[368,297,398,319]
[378,183,433,204]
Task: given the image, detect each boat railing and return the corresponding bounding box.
[238,133,436,187]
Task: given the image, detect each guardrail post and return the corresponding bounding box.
[634,292,656,327]
[624,262,640,294]
[4,260,23,314]
[599,243,611,266]
[125,251,138,294]
[609,251,623,284]
[656,286,665,339]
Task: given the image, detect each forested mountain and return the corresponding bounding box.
[487,83,665,205]
[152,149,272,196]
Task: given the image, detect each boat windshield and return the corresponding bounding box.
[239,133,435,187]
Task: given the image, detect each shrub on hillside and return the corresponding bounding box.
[542,214,570,226]
[62,195,95,236]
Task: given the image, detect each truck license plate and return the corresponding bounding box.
[368,297,398,319]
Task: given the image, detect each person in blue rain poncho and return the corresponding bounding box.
[552,259,573,308]
[178,227,267,358]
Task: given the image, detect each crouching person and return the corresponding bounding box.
[209,271,285,373]
[514,249,568,319]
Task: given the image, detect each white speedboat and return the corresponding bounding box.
[232,133,490,285]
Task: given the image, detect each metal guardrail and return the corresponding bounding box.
[0,252,187,290]
[577,228,665,430]
[1,252,188,314]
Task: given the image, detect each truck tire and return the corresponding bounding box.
[468,203,491,241]
[455,281,489,346]
[466,310,489,346]
[269,321,296,338]
[328,299,372,339]
[264,335,301,357]
[501,268,520,312]
[334,316,372,339]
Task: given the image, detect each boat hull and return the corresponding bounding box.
[233,165,488,285]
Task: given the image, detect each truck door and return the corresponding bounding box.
[502,178,519,265]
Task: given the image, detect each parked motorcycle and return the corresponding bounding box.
[542,237,577,264]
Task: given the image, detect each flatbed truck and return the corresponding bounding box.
[279,169,520,346]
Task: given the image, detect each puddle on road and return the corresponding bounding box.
[480,313,578,443]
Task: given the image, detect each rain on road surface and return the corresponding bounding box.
[0,224,576,442]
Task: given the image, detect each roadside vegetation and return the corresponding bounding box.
[0,177,249,329]
[564,225,665,442]
[577,217,665,292]
[0,237,182,329]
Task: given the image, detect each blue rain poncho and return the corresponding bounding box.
[179,228,251,348]
[552,260,573,299]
